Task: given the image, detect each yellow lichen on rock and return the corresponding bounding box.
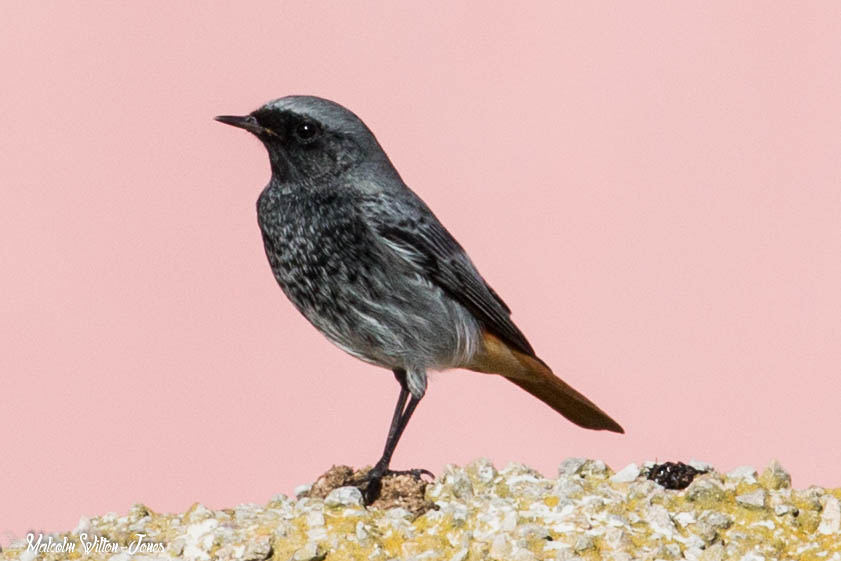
[2,459,839,561]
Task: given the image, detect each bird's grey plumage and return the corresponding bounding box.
[356,191,536,357]
[257,182,481,398]
[249,95,533,398]
[215,95,624,460]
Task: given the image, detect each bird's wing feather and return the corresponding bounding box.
[358,192,535,357]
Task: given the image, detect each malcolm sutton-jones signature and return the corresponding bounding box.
[20,532,165,555]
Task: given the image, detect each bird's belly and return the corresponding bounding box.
[269,248,480,371]
[258,189,480,372]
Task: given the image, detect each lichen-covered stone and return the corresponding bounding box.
[736,488,767,509]
[819,495,841,535]
[686,477,727,507]
[727,465,759,483]
[3,459,839,561]
[323,487,364,508]
[610,462,640,483]
[759,459,792,490]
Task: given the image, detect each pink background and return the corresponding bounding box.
[2,2,840,543]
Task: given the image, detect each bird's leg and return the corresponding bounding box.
[374,369,411,473]
[356,368,431,504]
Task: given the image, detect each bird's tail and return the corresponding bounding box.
[466,331,624,433]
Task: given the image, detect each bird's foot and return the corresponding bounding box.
[384,467,434,479]
[353,466,434,505]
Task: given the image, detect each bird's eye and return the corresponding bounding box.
[294,121,321,143]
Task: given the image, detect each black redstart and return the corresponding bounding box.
[216,96,623,501]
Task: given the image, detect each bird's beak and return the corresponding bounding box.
[214,114,265,135]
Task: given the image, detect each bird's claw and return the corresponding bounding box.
[386,467,434,479]
[353,467,434,505]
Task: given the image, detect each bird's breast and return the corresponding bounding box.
[256,186,380,317]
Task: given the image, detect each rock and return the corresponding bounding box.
[184,517,219,557]
[375,472,434,514]
[674,511,696,527]
[558,457,588,477]
[268,492,290,503]
[759,460,791,490]
[627,477,660,501]
[324,486,364,507]
[604,527,632,550]
[702,542,726,561]
[502,509,518,532]
[695,511,733,544]
[736,489,767,509]
[516,523,550,540]
[645,504,677,538]
[468,457,498,485]
[688,459,715,472]
[292,541,324,561]
[504,466,546,499]
[819,495,841,535]
[305,465,355,498]
[686,478,726,504]
[578,459,610,478]
[451,548,468,561]
[355,520,368,541]
[489,533,512,559]
[302,464,433,516]
[305,509,324,527]
[243,537,273,561]
[444,464,474,499]
[774,503,794,515]
[554,478,584,500]
[501,462,543,481]
[127,503,150,520]
[663,543,682,558]
[611,463,640,483]
[185,502,214,522]
[574,535,594,552]
[385,506,413,521]
[685,545,704,561]
[511,548,536,561]
[2,460,838,561]
[727,465,758,483]
[793,486,824,511]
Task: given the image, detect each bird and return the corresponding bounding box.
[215,96,623,501]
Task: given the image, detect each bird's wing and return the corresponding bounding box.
[358,192,535,357]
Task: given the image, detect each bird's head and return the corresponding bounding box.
[216,95,381,183]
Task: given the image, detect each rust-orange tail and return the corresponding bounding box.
[466,332,624,433]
